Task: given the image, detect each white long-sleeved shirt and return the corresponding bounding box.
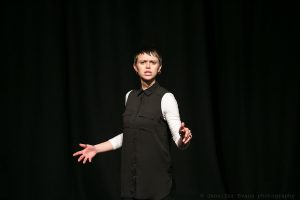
[109,91,182,149]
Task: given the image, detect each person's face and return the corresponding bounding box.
[133,53,161,82]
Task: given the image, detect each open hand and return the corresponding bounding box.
[73,143,97,164]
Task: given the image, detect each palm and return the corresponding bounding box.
[73,144,97,163]
[82,146,96,157]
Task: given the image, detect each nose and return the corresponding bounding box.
[146,62,151,68]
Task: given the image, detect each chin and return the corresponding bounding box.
[141,76,156,82]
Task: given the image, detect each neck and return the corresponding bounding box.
[141,79,156,90]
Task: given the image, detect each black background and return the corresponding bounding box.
[3,1,299,200]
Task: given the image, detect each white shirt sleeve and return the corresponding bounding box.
[108,90,132,150]
[108,133,123,150]
[161,93,182,147]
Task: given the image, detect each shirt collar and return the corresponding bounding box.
[137,81,160,96]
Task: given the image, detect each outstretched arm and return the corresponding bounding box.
[72,141,114,164]
[73,91,130,164]
[73,133,123,164]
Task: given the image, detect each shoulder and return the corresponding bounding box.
[155,85,172,98]
[125,90,134,104]
[157,85,169,93]
[162,92,177,103]
[156,84,177,102]
[161,92,179,114]
[125,90,133,99]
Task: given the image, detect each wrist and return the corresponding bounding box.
[94,144,101,153]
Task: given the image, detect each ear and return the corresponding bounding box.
[158,65,162,72]
[133,64,138,73]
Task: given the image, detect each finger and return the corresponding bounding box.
[79,143,87,148]
[183,134,191,143]
[180,122,185,129]
[89,157,92,163]
[182,130,192,143]
[83,157,88,164]
[73,151,82,156]
[184,137,191,144]
[186,133,193,143]
[185,128,191,135]
[180,124,187,136]
[184,127,191,134]
[179,122,184,132]
[78,155,85,162]
[181,128,188,137]
[182,134,188,143]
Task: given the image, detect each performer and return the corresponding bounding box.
[73,46,192,200]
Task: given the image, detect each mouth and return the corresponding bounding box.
[144,71,152,76]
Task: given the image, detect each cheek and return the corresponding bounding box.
[134,65,141,72]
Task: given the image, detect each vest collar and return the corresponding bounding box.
[137,81,160,96]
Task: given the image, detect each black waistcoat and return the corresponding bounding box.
[121,82,173,200]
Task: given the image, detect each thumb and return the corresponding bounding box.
[181,122,185,129]
[79,143,87,148]
[180,122,185,132]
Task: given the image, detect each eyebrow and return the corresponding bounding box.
[139,59,158,61]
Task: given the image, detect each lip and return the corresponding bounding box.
[144,71,152,75]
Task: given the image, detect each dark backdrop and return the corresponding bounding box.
[3,1,299,200]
